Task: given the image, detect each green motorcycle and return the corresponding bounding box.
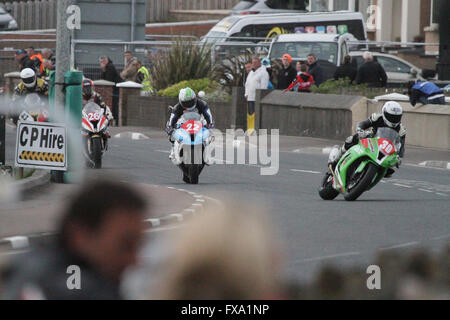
[319,127,402,201]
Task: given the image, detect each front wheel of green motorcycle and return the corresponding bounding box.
[318,172,339,200]
[344,162,378,201]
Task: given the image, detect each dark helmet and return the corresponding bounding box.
[82,78,94,100]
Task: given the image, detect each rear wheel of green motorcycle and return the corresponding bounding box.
[344,162,378,201]
[318,172,339,200]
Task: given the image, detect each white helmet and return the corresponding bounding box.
[20,68,36,88]
[178,87,197,111]
[382,101,403,128]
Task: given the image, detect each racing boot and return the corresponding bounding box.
[327,145,345,170]
[384,167,395,178]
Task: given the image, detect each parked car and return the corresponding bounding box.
[349,51,436,83]
[231,0,306,15]
[0,6,18,31]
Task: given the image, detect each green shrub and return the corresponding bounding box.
[311,78,369,95]
[149,39,213,91]
[157,78,218,98]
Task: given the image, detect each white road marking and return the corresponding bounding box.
[290,169,321,174]
[3,236,29,250]
[145,218,160,227]
[196,199,205,202]
[435,193,447,197]
[296,251,360,263]
[431,234,450,241]
[379,241,419,251]
[170,213,183,222]
[155,149,170,153]
[418,188,433,193]
[393,183,413,188]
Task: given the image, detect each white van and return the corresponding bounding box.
[203,11,367,43]
[268,33,353,81]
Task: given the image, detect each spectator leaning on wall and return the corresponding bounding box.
[356,51,387,88]
[408,80,445,106]
[245,56,269,135]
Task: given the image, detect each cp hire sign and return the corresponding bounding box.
[15,121,67,171]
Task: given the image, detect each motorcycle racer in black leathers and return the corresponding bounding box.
[329,101,406,178]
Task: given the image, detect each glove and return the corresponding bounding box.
[165,126,174,136]
[356,129,366,139]
[396,157,402,168]
[207,123,215,129]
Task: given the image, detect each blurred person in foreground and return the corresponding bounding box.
[0,179,147,299]
[151,206,284,299]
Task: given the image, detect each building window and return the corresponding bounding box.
[431,0,443,25]
[334,0,349,10]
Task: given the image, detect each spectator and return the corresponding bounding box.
[15,49,35,72]
[151,206,283,299]
[245,57,269,134]
[408,80,445,106]
[26,46,44,76]
[333,55,357,83]
[276,53,297,90]
[120,51,139,82]
[1,179,147,300]
[261,57,274,89]
[243,61,252,84]
[100,56,122,124]
[307,53,324,86]
[356,51,387,88]
[42,48,56,77]
[285,63,314,92]
[135,60,153,95]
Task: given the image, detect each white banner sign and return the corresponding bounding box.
[15,121,67,171]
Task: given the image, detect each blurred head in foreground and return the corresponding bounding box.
[1,178,147,299]
[58,178,147,283]
[153,206,283,299]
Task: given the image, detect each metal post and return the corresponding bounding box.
[131,0,136,42]
[55,0,75,108]
[0,114,5,166]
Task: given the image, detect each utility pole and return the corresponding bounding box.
[55,0,76,107]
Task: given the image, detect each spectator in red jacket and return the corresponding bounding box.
[284,63,314,92]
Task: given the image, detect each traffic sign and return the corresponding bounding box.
[15,121,67,171]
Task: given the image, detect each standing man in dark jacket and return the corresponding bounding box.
[276,54,297,90]
[14,49,35,72]
[334,55,357,83]
[100,56,122,125]
[356,51,387,87]
[307,53,324,86]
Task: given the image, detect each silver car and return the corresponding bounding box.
[349,51,437,83]
[231,0,306,15]
[0,6,18,31]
